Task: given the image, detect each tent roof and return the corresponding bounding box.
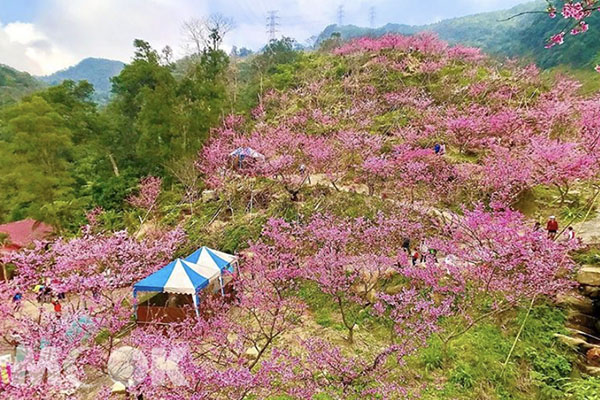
[134,259,209,294]
[229,147,265,159]
[134,248,237,294]
[184,247,237,282]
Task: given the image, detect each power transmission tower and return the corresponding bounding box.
[337,4,344,26]
[369,6,375,28]
[266,10,280,41]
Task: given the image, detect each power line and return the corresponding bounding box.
[337,4,344,26]
[266,10,280,41]
[369,6,376,28]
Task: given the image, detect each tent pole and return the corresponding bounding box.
[219,276,225,297]
[193,293,200,318]
[133,290,138,321]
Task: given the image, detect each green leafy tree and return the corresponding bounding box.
[0,95,75,223]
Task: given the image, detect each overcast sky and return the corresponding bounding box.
[0,0,529,75]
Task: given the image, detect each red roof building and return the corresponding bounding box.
[0,219,53,253]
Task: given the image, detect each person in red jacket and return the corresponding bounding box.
[52,300,61,315]
[547,216,558,239]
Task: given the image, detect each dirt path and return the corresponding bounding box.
[575,213,600,245]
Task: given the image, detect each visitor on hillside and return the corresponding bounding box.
[428,248,438,263]
[299,163,311,184]
[419,242,428,263]
[434,143,441,154]
[546,216,559,239]
[402,238,411,253]
[566,226,576,241]
[12,293,22,312]
[52,300,61,315]
[533,221,541,231]
[412,250,420,266]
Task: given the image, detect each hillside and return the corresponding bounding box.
[2,32,600,398]
[317,0,600,69]
[0,64,45,106]
[39,57,125,103]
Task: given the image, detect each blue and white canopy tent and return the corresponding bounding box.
[229,147,265,160]
[229,147,265,168]
[133,248,238,318]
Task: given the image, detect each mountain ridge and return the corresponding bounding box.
[39,57,125,103]
[316,1,600,69]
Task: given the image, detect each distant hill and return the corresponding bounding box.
[0,64,45,106]
[317,1,600,69]
[40,58,125,104]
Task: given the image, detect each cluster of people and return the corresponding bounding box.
[12,280,65,315]
[534,216,576,241]
[402,238,437,266]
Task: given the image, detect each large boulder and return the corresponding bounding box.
[577,266,600,286]
[557,293,595,314]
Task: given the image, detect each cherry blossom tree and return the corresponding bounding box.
[429,205,579,347]
[528,136,597,204]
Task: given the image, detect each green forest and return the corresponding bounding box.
[0,38,301,232]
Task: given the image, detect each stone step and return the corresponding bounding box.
[577,266,600,286]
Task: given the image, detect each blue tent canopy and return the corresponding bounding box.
[133,248,238,319]
[229,147,264,159]
[133,259,209,295]
[184,246,234,273]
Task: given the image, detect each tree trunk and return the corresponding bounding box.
[108,154,120,177]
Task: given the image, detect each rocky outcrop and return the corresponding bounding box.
[562,264,600,372]
[577,266,600,286]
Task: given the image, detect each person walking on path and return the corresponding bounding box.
[547,216,559,239]
[566,226,576,241]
